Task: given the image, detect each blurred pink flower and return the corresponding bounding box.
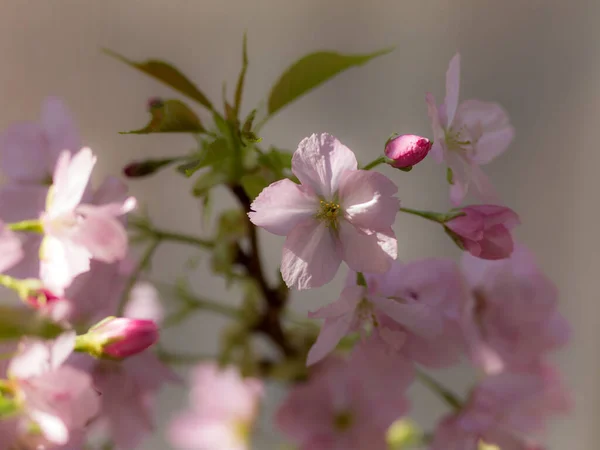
[461,247,570,374]
[426,53,514,205]
[168,362,263,450]
[0,222,23,273]
[384,134,432,169]
[278,340,413,450]
[249,133,399,290]
[445,205,520,260]
[6,333,100,446]
[0,97,80,185]
[430,366,571,450]
[40,147,135,294]
[307,259,467,367]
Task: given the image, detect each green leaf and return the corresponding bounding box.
[177,138,232,177]
[121,99,205,134]
[234,33,249,119]
[240,173,269,200]
[103,49,213,110]
[192,170,227,197]
[216,209,247,241]
[0,306,65,341]
[123,158,177,178]
[258,148,293,179]
[267,47,393,116]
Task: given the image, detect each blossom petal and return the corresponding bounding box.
[476,224,514,259]
[470,163,500,204]
[0,184,48,223]
[309,285,363,319]
[370,295,442,339]
[454,100,514,165]
[426,93,446,163]
[73,206,128,262]
[292,133,357,198]
[41,97,81,162]
[0,224,23,274]
[0,122,51,183]
[40,235,91,295]
[339,170,399,230]
[307,313,357,366]
[338,222,396,273]
[444,53,461,126]
[248,179,318,235]
[281,219,341,289]
[50,148,96,215]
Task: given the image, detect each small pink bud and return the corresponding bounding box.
[25,288,60,309]
[384,134,432,169]
[90,317,159,359]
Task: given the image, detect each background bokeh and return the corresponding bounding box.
[0,1,598,448]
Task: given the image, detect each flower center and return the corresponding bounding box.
[357,298,379,328]
[316,200,342,228]
[333,410,354,431]
[444,127,472,153]
[232,419,251,444]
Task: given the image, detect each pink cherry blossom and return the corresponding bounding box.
[6,333,100,446]
[0,97,80,185]
[66,283,176,450]
[168,362,263,450]
[461,246,570,374]
[86,352,178,450]
[277,340,413,450]
[0,222,23,273]
[307,259,467,367]
[40,147,136,294]
[384,134,432,168]
[430,366,571,450]
[426,53,514,205]
[445,205,520,260]
[248,133,399,289]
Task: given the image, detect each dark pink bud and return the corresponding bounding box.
[444,205,520,260]
[384,134,432,169]
[123,158,175,178]
[90,317,159,359]
[26,288,61,309]
[147,97,164,110]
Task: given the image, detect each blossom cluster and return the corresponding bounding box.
[0,99,172,449]
[238,54,569,450]
[0,48,572,450]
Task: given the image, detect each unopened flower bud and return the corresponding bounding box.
[123,158,175,178]
[384,134,432,169]
[147,97,164,110]
[85,316,159,359]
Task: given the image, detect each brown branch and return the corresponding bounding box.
[229,184,295,357]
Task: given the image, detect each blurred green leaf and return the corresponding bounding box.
[104,49,213,109]
[267,47,393,116]
[0,395,19,417]
[258,148,293,179]
[0,305,65,341]
[192,170,227,197]
[121,99,205,134]
[217,209,247,241]
[234,33,249,119]
[177,138,232,177]
[123,158,177,178]
[240,173,269,200]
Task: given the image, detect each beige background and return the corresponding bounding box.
[0,0,598,448]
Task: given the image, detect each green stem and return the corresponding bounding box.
[399,207,448,224]
[152,229,214,249]
[7,219,44,233]
[416,368,463,410]
[117,239,161,315]
[155,346,212,365]
[362,156,387,171]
